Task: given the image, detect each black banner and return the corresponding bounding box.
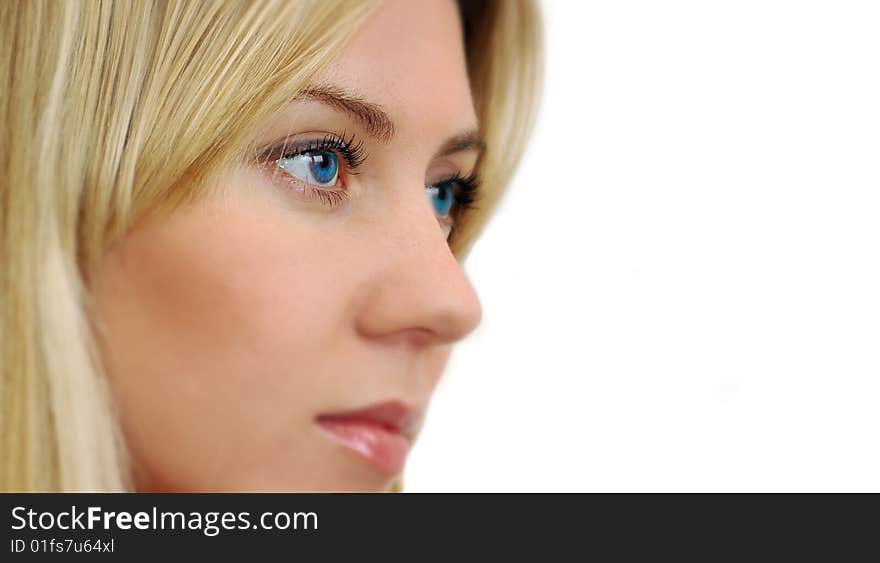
[0,493,873,558]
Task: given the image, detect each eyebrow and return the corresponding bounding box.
[434,130,486,159]
[297,84,395,143]
[296,84,485,158]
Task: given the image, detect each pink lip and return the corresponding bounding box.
[316,401,420,475]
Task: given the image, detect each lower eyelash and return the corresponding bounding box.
[309,186,349,208]
[270,166,350,208]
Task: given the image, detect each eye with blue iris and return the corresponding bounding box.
[426,172,479,222]
[277,150,339,187]
[426,181,456,217]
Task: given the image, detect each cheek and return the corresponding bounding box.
[92,193,360,490]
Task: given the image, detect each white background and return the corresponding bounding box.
[406,0,880,491]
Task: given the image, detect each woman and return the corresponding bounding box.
[0,0,541,492]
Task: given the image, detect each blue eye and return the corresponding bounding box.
[277,150,339,186]
[426,181,455,217]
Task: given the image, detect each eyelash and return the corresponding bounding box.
[260,131,367,171]
[256,132,480,223]
[257,132,365,206]
[435,170,480,214]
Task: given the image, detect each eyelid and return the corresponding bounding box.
[253,132,364,210]
[262,158,350,209]
[255,131,367,173]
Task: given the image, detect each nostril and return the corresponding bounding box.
[406,327,437,348]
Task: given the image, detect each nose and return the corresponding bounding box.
[354,186,483,347]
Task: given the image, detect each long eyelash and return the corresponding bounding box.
[258,131,367,173]
[440,171,480,242]
[441,170,481,212]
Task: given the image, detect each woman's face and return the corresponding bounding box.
[92,0,482,492]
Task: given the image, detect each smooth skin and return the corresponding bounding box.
[92,0,482,492]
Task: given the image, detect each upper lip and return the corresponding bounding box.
[316,400,422,440]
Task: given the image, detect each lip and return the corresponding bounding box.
[315,401,421,475]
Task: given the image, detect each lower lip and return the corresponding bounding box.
[316,418,410,475]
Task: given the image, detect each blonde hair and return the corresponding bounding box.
[0,0,542,492]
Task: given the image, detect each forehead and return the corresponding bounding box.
[315,0,477,137]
